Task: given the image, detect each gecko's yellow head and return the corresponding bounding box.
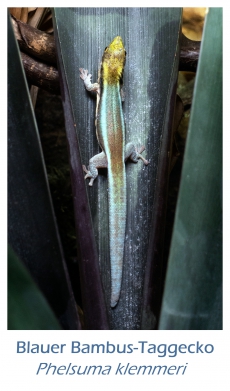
[102,36,126,84]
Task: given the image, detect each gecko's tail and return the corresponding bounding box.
[111,298,118,308]
[108,164,126,308]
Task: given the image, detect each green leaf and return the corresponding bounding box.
[53,8,182,329]
[159,8,222,330]
[8,12,81,329]
[53,10,109,330]
[8,246,62,330]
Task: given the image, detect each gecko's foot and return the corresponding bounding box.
[136,146,149,165]
[82,165,95,186]
[138,155,149,165]
[79,68,100,93]
[79,68,92,81]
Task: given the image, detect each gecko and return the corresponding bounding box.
[79,36,149,308]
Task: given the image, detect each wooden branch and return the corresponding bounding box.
[11,15,56,65]
[11,14,201,96]
[21,52,60,94]
[179,33,200,72]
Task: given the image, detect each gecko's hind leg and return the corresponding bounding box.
[125,142,149,165]
[83,151,108,186]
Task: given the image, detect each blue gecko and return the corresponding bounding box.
[79,36,149,307]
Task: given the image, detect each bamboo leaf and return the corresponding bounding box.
[53,8,182,329]
[159,8,222,330]
[53,9,109,330]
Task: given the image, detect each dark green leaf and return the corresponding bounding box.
[8,12,81,329]
[159,8,222,330]
[53,10,109,330]
[54,8,182,329]
[8,246,62,330]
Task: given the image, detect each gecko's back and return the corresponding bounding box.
[97,36,126,307]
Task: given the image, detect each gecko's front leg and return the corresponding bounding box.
[79,68,100,94]
[80,67,106,186]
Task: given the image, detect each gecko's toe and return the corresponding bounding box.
[137,145,145,154]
